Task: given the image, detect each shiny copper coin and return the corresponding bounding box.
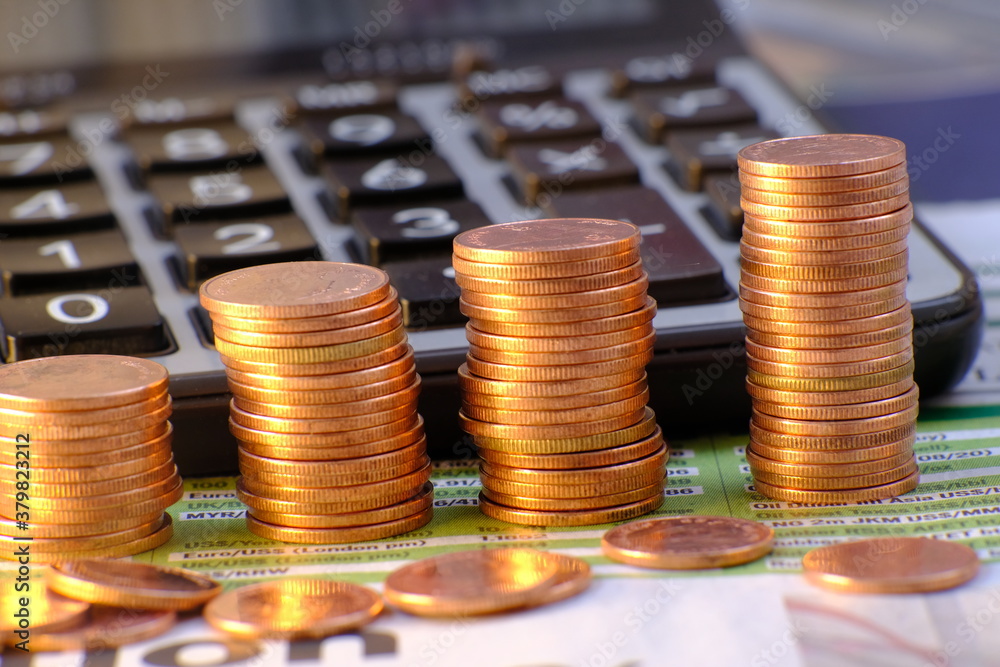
[13,474,181,511]
[239,462,431,503]
[482,445,667,484]
[0,461,177,499]
[461,275,648,310]
[480,482,663,511]
[739,164,907,192]
[228,369,417,405]
[473,408,657,453]
[740,179,908,206]
[220,340,410,376]
[462,391,648,425]
[751,457,917,490]
[6,432,172,469]
[741,225,910,252]
[802,537,979,593]
[746,448,914,477]
[8,515,164,553]
[460,408,646,440]
[246,506,432,544]
[746,351,912,378]
[452,249,640,279]
[752,470,919,503]
[30,514,174,563]
[465,352,651,382]
[751,404,918,436]
[14,422,169,456]
[230,402,414,433]
[746,320,913,350]
[748,421,916,451]
[233,379,420,418]
[248,483,434,529]
[746,378,915,408]
[478,493,662,526]
[751,385,919,420]
[212,289,399,333]
[740,239,908,266]
[48,560,221,611]
[748,436,915,464]
[214,327,405,364]
[211,309,402,347]
[5,482,181,524]
[224,347,414,390]
[0,511,165,539]
[481,467,665,499]
[458,364,644,398]
[740,194,909,222]
[739,296,907,323]
[0,580,89,635]
[0,355,168,411]
[0,391,167,427]
[742,204,911,237]
[205,579,383,639]
[739,266,909,294]
[0,447,172,484]
[464,379,646,411]
[200,262,390,318]
[478,428,664,469]
[244,455,429,489]
[460,294,648,324]
[737,134,906,178]
[239,439,424,475]
[744,336,911,364]
[468,298,656,337]
[602,516,774,569]
[229,413,421,448]
[747,361,914,392]
[743,305,912,336]
[0,403,172,441]
[456,261,645,295]
[467,323,652,353]
[453,218,639,264]
[741,252,907,280]
[27,607,176,651]
[237,479,428,515]
[237,430,424,462]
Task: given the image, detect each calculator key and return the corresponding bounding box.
[703,172,744,241]
[299,110,430,157]
[173,215,319,289]
[0,286,171,362]
[352,200,492,266]
[322,154,464,221]
[666,125,777,191]
[476,98,601,157]
[630,85,757,143]
[382,257,463,330]
[0,181,115,236]
[127,120,260,171]
[609,54,716,97]
[543,186,728,304]
[294,80,398,115]
[0,108,68,138]
[121,96,236,126]
[0,135,91,185]
[0,229,139,296]
[459,66,561,107]
[507,138,639,205]
[146,164,290,236]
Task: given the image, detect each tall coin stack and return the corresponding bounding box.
[0,356,179,562]
[453,219,667,526]
[737,134,919,503]
[199,262,432,544]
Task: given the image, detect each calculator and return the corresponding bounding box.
[0,0,982,475]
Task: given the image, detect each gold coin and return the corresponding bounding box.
[214,327,405,364]
[453,218,639,264]
[479,428,663,469]
[238,439,424,475]
[211,289,399,333]
[230,413,421,449]
[212,309,402,347]
[739,295,908,323]
[743,305,912,336]
[4,483,181,524]
[246,506,432,544]
[481,482,663,511]
[747,350,912,378]
[243,455,429,489]
[601,516,774,569]
[741,225,910,252]
[237,480,429,515]
[479,492,662,526]
[752,469,919,502]
[473,408,657,453]
[747,361,913,392]
[456,261,645,295]
[746,320,913,350]
[738,135,906,178]
[739,164,907,192]
[460,294,648,324]
[232,379,419,418]
[0,448,172,484]
[741,179,908,206]
[802,537,979,594]
[481,468,665,499]
[745,335,911,364]
[482,444,668,485]
[384,548,587,616]
[27,515,174,563]
[740,194,909,221]
[452,250,640,280]
[0,461,177,500]
[468,298,656,337]
[0,403,172,441]
[466,351,651,381]
[228,369,417,405]
[48,560,220,611]
[749,436,915,463]
[459,364,644,398]
[461,408,646,440]
[11,422,169,456]
[741,252,907,280]
[27,607,176,651]
[200,262,390,318]
[248,483,433,528]
[464,379,646,410]
[0,355,168,412]
[10,474,181,512]
[740,239,908,266]
[460,275,649,310]
[239,462,431,503]
[739,266,909,294]
[467,323,652,353]
[752,457,916,490]
[752,384,919,420]
[220,340,410,375]
[230,402,414,433]
[747,449,915,477]
[462,391,649,425]
[752,404,918,436]
[223,348,415,391]
[742,204,911,237]
[204,579,383,639]
[0,511,165,539]
[746,377,915,408]
[748,422,915,450]
[0,579,89,635]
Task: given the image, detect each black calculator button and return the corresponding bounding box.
[507,138,639,205]
[0,108,68,139]
[666,125,777,191]
[127,121,260,171]
[703,172,744,241]
[173,215,319,289]
[352,200,492,266]
[0,181,115,236]
[609,55,716,97]
[0,136,91,185]
[0,229,139,296]
[122,96,236,126]
[0,286,171,361]
[543,186,728,304]
[459,67,561,107]
[322,154,464,220]
[476,98,601,157]
[382,257,463,330]
[147,164,291,235]
[630,85,757,143]
[299,111,429,157]
[294,80,398,115]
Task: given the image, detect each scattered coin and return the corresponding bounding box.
[47,560,221,611]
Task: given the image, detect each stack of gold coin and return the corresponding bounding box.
[453,219,666,526]
[0,356,179,562]
[199,262,432,543]
[737,134,919,503]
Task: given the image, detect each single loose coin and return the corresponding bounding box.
[478,493,663,526]
[737,135,906,178]
[739,164,907,192]
[601,516,774,569]
[48,560,221,611]
[740,179,908,206]
[200,262,390,318]
[245,507,432,544]
[802,537,979,593]
[453,218,639,264]
[0,580,89,635]
[452,249,640,279]
[205,579,383,639]
[27,607,176,651]
[752,469,920,503]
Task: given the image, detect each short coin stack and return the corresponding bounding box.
[453,218,667,526]
[737,134,919,503]
[199,262,432,543]
[0,355,179,562]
